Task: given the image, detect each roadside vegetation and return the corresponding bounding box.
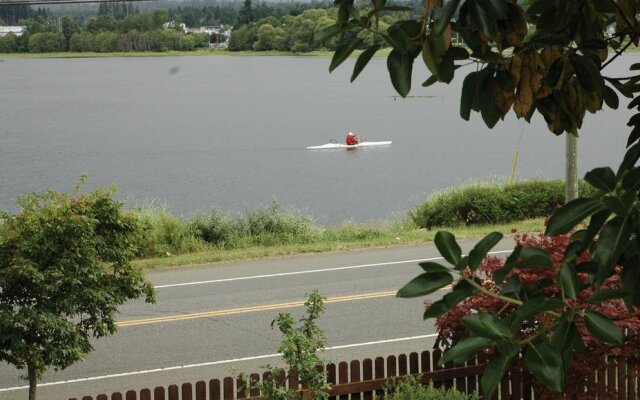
[123,178,576,269]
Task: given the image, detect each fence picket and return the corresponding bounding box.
[249,373,261,398]
[338,362,349,400]
[362,358,373,400]
[97,395,108,400]
[182,383,193,400]
[111,393,123,400]
[167,385,179,400]
[140,389,151,400]
[209,379,221,400]
[152,387,164,400]
[350,360,361,400]
[398,354,407,377]
[223,377,234,400]
[195,381,207,400]
[125,390,136,400]
[326,363,337,400]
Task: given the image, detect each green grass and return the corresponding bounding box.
[134,217,545,270]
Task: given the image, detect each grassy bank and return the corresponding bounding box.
[131,178,574,269]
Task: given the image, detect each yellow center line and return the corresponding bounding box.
[118,290,398,328]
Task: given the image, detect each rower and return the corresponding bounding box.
[346,132,360,145]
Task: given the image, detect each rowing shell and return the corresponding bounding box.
[306,141,392,150]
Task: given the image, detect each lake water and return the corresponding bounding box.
[0,54,635,224]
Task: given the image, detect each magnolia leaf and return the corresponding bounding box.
[510,299,564,332]
[440,336,493,365]
[461,72,479,120]
[422,74,439,87]
[584,310,623,345]
[387,49,414,97]
[587,289,631,303]
[397,271,453,297]
[481,354,511,398]
[423,300,449,319]
[546,198,603,236]
[546,57,564,88]
[463,312,510,340]
[593,216,631,278]
[433,0,461,36]
[351,45,380,82]
[603,85,620,109]
[558,264,579,298]
[329,38,363,73]
[434,231,462,266]
[419,261,450,273]
[480,73,500,128]
[584,167,616,192]
[467,231,503,271]
[515,247,554,269]
[525,342,565,393]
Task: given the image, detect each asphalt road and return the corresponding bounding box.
[0,239,515,400]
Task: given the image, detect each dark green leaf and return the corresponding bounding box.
[584,310,623,345]
[480,73,500,128]
[545,198,604,236]
[497,339,520,358]
[552,318,584,354]
[329,38,363,73]
[351,44,380,82]
[546,57,564,87]
[628,126,640,146]
[435,231,462,266]
[558,264,579,298]
[510,299,564,332]
[315,24,342,44]
[524,342,565,393]
[397,271,453,297]
[440,336,493,365]
[571,55,603,91]
[448,46,470,60]
[470,0,493,38]
[387,49,413,97]
[433,0,461,36]
[587,289,631,303]
[467,232,503,271]
[603,85,620,109]
[481,354,511,398]
[617,142,640,179]
[493,246,522,283]
[477,0,507,19]
[422,74,438,87]
[584,167,616,192]
[461,72,479,120]
[463,312,510,340]
[593,216,631,278]
[419,261,450,273]
[515,247,554,269]
[423,299,449,319]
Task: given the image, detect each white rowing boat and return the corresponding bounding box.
[306,141,392,150]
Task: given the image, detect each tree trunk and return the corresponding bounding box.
[565,133,579,202]
[27,361,37,400]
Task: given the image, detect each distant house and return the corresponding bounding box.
[0,26,26,37]
[162,21,187,33]
[199,26,230,48]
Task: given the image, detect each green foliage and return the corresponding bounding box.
[240,291,329,400]
[411,179,594,229]
[383,375,479,400]
[0,185,155,399]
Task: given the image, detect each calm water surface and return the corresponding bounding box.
[0,54,634,224]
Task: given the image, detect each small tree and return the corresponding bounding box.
[241,290,329,400]
[0,184,156,400]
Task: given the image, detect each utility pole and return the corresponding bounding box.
[565,133,579,202]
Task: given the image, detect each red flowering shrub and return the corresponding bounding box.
[430,232,640,399]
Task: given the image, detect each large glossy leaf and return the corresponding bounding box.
[470,0,493,38]
[493,246,522,283]
[440,336,493,365]
[463,312,510,340]
[467,232,503,271]
[524,342,565,393]
[477,0,507,19]
[460,72,479,120]
[419,261,450,273]
[480,73,500,128]
[584,167,616,192]
[351,45,380,82]
[329,38,363,73]
[510,299,564,333]
[515,247,554,269]
[551,318,583,355]
[434,231,462,266]
[593,216,631,278]
[558,264,579,298]
[433,0,461,36]
[584,310,623,345]
[617,142,640,179]
[603,85,620,109]
[387,49,413,97]
[546,57,564,87]
[481,354,511,398]
[423,299,449,319]
[545,198,603,236]
[587,289,631,303]
[571,55,603,91]
[397,271,453,297]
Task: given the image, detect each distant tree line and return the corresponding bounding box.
[0,0,409,54]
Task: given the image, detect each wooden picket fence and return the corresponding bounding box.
[70,349,639,400]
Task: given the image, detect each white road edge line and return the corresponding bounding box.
[0,334,439,392]
[156,250,512,289]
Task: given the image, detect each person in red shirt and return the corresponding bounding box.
[345,132,360,145]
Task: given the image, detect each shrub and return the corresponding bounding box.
[383,375,479,400]
[244,202,319,246]
[132,204,204,257]
[431,232,640,399]
[411,179,594,229]
[322,222,382,242]
[187,210,246,249]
